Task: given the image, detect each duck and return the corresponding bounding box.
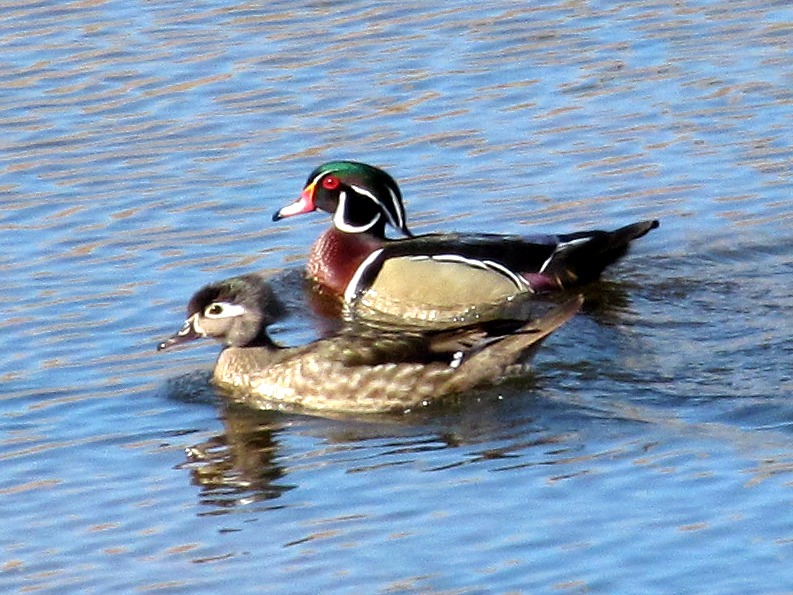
[273,161,658,323]
[157,273,583,414]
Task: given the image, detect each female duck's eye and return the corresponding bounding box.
[206,303,224,317]
[321,175,340,191]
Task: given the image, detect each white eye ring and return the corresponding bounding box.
[204,302,246,319]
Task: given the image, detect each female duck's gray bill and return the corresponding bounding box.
[157,318,201,351]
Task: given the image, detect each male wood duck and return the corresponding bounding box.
[273,161,658,322]
[157,273,583,414]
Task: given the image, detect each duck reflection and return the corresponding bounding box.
[179,403,294,508]
[169,376,588,510]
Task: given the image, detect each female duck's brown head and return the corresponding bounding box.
[157,274,285,351]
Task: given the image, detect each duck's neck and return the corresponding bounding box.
[307,227,384,296]
[224,332,279,350]
[243,335,280,349]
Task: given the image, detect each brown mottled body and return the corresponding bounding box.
[159,274,581,415]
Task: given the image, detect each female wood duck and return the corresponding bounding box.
[157,273,582,414]
[274,161,658,322]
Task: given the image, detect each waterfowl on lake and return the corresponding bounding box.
[273,161,658,322]
[157,273,582,414]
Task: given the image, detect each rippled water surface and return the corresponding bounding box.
[2,0,793,593]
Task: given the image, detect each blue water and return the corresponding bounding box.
[2,0,793,593]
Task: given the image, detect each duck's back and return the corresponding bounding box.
[210,296,581,414]
[213,343,455,413]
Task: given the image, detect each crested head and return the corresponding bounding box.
[305,161,399,194]
[158,274,285,351]
[275,161,412,238]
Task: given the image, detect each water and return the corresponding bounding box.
[2,0,793,593]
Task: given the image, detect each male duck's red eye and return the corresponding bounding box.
[321,175,340,191]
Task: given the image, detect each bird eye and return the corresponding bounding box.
[322,175,340,190]
[205,303,224,317]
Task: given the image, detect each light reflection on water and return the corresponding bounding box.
[2,0,793,593]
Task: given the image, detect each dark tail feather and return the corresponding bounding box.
[502,294,584,365]
[447,295,583,392]
[546,220,659,287]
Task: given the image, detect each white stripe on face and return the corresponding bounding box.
[384,184,405,230]
[333,190,379,233]
[347,182,404,231]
